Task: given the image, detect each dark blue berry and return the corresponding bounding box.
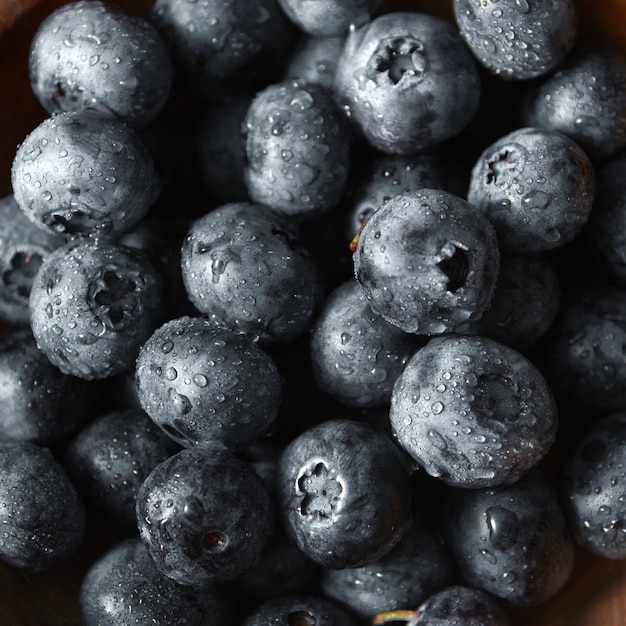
[29,237,164,380]
[283,34,346,90]
[353,189,500,335]
[277,418,413,569]
[29,0,173,128]
[390,335,558,488]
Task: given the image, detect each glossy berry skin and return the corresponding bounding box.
[244,79,352,218]
[180,202,324,345]
[80,538,230,626]
[136,445,274,588]
[0,439,85,572]
[0,330,95,446]
[150,0,295,100]
[11,110,160,238]
[468,127,595,252]
[0,194,64,326]
[334,12,480,155]
[321,515,456,621]
[412,585,510,626]
[310,279,423,408]
[453,0,577,80]
[65,408,179,529]
[464,253,561,353]
[28,1,172,128]
[443,470,574,607]
[559,412,626,559]
[242,593,357,626]
[353,189,500,336]
[522,49,626,162]
[277,0,383,36]
[135,316,281,450]
[283,34,346,91]
[277,419,413,569]
[542,285,626,412]
[29,238,164,380]
[390,335,558,488]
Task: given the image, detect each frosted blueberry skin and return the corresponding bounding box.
[80,538,230,626]
[243,79,352,218]
[0,194,64,326]
[0,330,95,446]
[277,419,413,569]
[541,285,626,413]
[136,445,274,588]
[135,316,282,450]
[411,586,509,626]
[310,279,423,408]
[390,335,558,488]
[522,48,626,162]
[443,470,574,607]
[464,253,561,353]
[344,151,468,243]
[334,12,481,155]
[353,189,500,336]
[29,238,164,381]
[0,439,85,572]
[64,408,179,529]
[150,0,296,101]
[11,110,160,238]
[277,0,383,37]
[321,515,456,621]
[584,150,626,284]
[283,34,346,90]
[180,202,324,345]
[242,593,357,626]
[453,0,577,81]
[559,412,626,559]
[467,127,595,252]
[28,1,172,128]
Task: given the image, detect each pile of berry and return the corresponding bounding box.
[0,0,625,624]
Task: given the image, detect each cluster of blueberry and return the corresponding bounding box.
[0,0,625,624]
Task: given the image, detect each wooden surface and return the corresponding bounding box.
[0,1,625,625]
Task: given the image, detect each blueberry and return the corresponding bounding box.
[28,1,173,128]
[80,538,230,626]
[0,329,95,445]
[344,151,468,244]
[150,0,296,100]
[12,110,160,238]
[277,0,383,36]
[390,334,558,488]
[467,127,595,252]
[310,279,424,408]
[243,79,352,218]
[464,253,561,353]
[371,585,509,626]
[180,202,324,345]
[0,194,64,326]
[241,593,357,626]
[353,189,500,336]
[559,412,626,559]
[135,316,282,450]
[29,237,164,380]
[277,418,413,569]
[334,12,481,154]
[522,48,626,161]
[541,285,626,412]
[453,0,578,80]
[65,408,180,529]
[321,514,457,621]
[283,34,346,90]
[0,439,85,572]
[136,445,274,588]
[442,469,574,606]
